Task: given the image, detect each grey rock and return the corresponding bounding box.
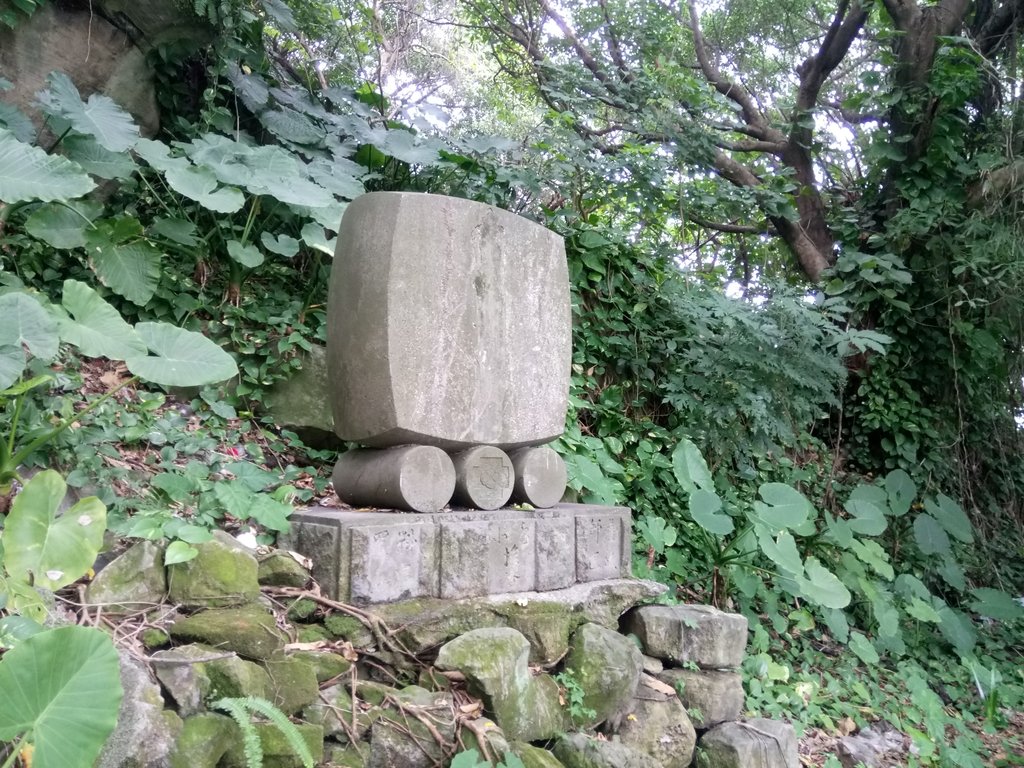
[263,345,340,449]
[168,605,287,660]
[451,445,514,510]
[553,733,651,768]
[515,744,566,768]
[697,719,799,768]
[150,644,215,715]
[367,718,444,768]
[836,725,906,768]
[333,445,456,513]
[642,655,664,674]
[169,713,234,768]
[97,651,181,768]
[86,541,166,612]
[616,677,696,768]
[166,530,260,608]
[625,604,748,669]
[257,551,311,588]
[327,192,571,450]
[263,655,320,715]
[509,446,568,509]
[563,623,643,727]
[434,627,566,742]
[303,684,379,742]
[658,668,745,728]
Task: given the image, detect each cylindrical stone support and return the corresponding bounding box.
[450,445,514,510]
[508,445,567,508]
[332,445,455,513]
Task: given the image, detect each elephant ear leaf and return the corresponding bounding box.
[0,626,123,768]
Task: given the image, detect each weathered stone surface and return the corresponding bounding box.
[697,719,799,768]
[836,725,905,768]
[616,677,696,768]
[264,655,320,715]
[367,718,444,768]
[375,579,665,663]
[167,530,260,608]
[86,541,166,612]
[451,445,514,510]
[435,628,566,741]
[284,505,636,604]
[303,684,380,742]
[516,744,566,768]
[510,446,567,509]
[222,722,324,768]
[170,713,234,768]
[333,445,456,513]
[563,623,643,727]
[642,655,664,674]
[151,644,215,715]
[327,192,571,450]
[168,605,287,660]
[658,668,744,728]
[553,733,651,768]
[324,613,374,646]
[625,604,748,669]
[263,345,340,449]
[325,744,370,767]
[97,651,181,768]
[289,649,353,682]
[257,551,310,588]
[459,718,511,764]
[0,5,161,137]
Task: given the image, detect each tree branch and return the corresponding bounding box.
[684,211,774,234]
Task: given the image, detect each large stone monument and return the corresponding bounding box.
[283,192,634,604]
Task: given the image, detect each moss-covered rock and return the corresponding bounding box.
[615,677,696,768]
[325,743,369,767]
[516,744,566,768]
[151,644,215,715]
[141,627,170,650]
[324,613,373,646]
[221,721,324,768]
[460,719,511,765]
[303,684,381,742]
[168,605,287,660]
[258,551,311,588]
[170,713,234,768]
[86,540,167,613]
[357,680,397,707]
[285,597,318,622]
[563,623,642,727]
[167,530,260,608]
[205,654,272,701]
[263,654,320,715]
[289,649,352,682]
[296,624,332,644]
[367,717,443,768]
[434,628,566,742]
[553,733,651,768]
[657,668,744,728]
[695,718,799,768]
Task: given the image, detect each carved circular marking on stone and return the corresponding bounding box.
[450,445,514,510]
[332,445,455,513]
[508,445,567,508]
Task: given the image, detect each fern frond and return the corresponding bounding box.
[212,697,263,768]
[240,697,315,768]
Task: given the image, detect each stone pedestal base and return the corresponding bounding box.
[279,503,633,605]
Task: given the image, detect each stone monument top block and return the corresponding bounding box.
[328,192,571,450]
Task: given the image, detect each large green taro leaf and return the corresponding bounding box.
[0,625,123,768]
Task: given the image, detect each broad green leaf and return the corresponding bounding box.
[58,279,146,359]
[0,345,26,391]
[126,323,238,387]
[568,454,621,505]
[213,481,255,519]
[225,63,269,111]
[847,631,880,664]
[300,222,336,255]
[62,135,137,179]
[671,438,714,494]
[756,527,803,576]
[969,588,1024,621]
[0,625,123,768]
[637,515,676,553]
[849,539,894,580]
[798,557,851,609]
[261,107,323,145]
[689,489,733,535]
[149,218,199,246]
[913,513,951,555]
[133,138,190,173]
[87,240,162,305]
[1,470,106,590]
[307,158,364,199]
[227,240,265,269]
[37,72,139,152]
[848,483,888,509]
[248,495,292,532]
[754,483,812,531]
[0,102,34,143]
[844,499,888,536]
[894,574,932,601]
[164,541,198,565]
[905,597,941,623]
[261,231,300,257]
[822,608,849,643]
[0,128,95,202]
[164,165,245,213]
[0,615,44,649]
[823,512,853,548]
[380,129,443,164]
[938,558,966,591]
[924,494,973,544]
[24,202,96,248]
[884,469,915,517]
[937,605,977,656]
[0,292,59,361]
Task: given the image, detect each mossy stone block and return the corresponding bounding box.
[297,624,332,644]
[170,713,234,768]
[167,531,260,608]
[263,655,320,715]
[168,605,287,660]
[258,551,311,588]
[289,649,352,682]
[325,743,369,767]
[324,613,373,646]
[86,540,167,612]
[286,597,318,622]
[222,722,324,768]
[563,623,643,727]
[206,654,273,701]
[516,744,566,768]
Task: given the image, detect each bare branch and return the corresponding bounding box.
[685,211,774,235]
